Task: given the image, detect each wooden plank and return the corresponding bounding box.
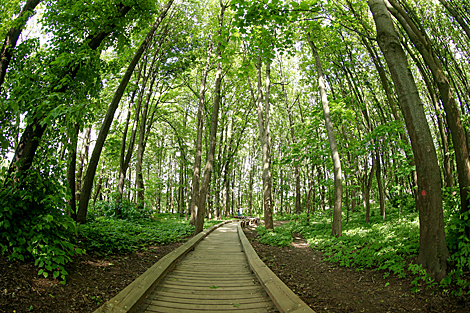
[152,288,270,299]
[161,279,260,287]
[168,271,255,279]
[142,306,277,313]
[166,272,253,279]
[144,294,272,305]
[143,300,276,310]
[157,282,260,292]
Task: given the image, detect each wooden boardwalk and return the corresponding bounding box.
[95,221,314,313]
[135,223,278,312]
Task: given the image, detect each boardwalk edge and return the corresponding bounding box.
[93,221,230,313]
[237,222,316,313]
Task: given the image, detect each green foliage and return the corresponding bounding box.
[408,262,437,293]
[256,225,293,247]
[441,189,470,295]
[78,215,195,255]
[0,170,83,283]
[270,208,420,279]
[88,199,153,220]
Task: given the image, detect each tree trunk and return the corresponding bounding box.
[76,0,174,223]
[283,84,301,215]
[195,1,227,234]
[256,55,274,230]
[376,150,386,221]
[386,0,470,238]
[116,64,145,206]
[368,0,449,280]
[438,0,470,41]
[76,127,91,202]
[66,123,80,219]
[189,40,213,226]
[307,33,343,237]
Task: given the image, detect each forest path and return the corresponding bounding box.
[135,222,278,313]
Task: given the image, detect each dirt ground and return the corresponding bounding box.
[0,242,183,313]
[1,224,469,313]
[243,224,470,313]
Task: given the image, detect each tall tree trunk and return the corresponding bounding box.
[189,40,213,225]
[256,55,274,230]
[368,0,449,280]
[135,71,159,209]
[403,41,455,188]
[438,0,470,41]
[116,64,145,206]
[76,127,91,202]
[307,33,343,237]
[282,82,301,215]
[195,1,226,234]
[375,149,386,221]
[386,0,470,238]
[364,155,376,223]
[76,0,174,223]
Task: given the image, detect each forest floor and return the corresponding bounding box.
[244,222,470,313]
[1,222,469,313]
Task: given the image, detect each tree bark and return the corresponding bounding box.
[116,64,144,205]
[438,0,470,41]
[368,0,449,280]
[307,33,343,237]
[66,123,80,219]
[76,0,174,223]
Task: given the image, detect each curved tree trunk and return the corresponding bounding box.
[368,0,449,280]
[386,0,470,238]
[76,0,174,223]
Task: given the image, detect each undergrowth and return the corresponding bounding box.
[258,196,470,296]
[78,216,195,255]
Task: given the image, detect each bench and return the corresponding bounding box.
[240,217,260,227]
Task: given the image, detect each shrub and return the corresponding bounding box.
[0,170,83,283]
[256,225,293,247]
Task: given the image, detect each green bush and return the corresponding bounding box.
[0,170,83,283]
[442,189,470,295]
[88,198,153,220]
[256,225,293,247]
[78,216,195,254]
